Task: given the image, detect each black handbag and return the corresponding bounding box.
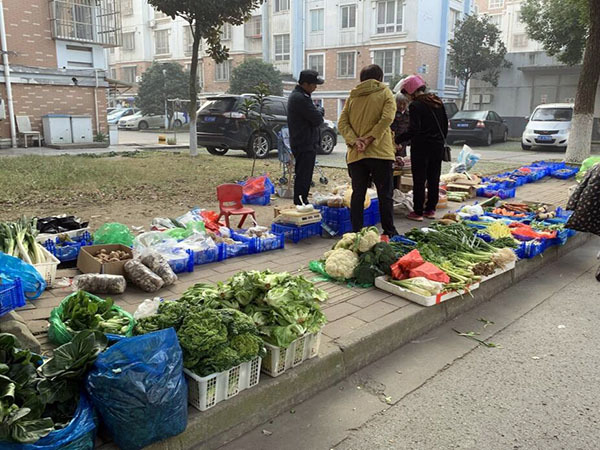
[429,107,451,162]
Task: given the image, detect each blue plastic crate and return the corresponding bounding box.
[550,167,579,179]
[0,278,26,317]
[242,192,271,206]
[166,249,194,273]
[192,246,219,265]
[43,232,93,262]
[478,186,516,199]
[322,206,351,223]
[231,230,285,254]
[271,222,322,243]
[217,240,250,260]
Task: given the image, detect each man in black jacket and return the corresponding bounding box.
[287,69,324,205]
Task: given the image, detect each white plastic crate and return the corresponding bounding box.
[184,357,261,411]
[375,276,480,307]
[36,227,90,244]
[480,260,516,282]
[34,245,60,288]
[262,331,322,378]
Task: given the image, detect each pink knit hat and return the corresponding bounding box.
[399,75,426,95]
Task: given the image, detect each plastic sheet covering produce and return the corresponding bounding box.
[85,328,188,450]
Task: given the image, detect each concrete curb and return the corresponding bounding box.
[149,232,590,450]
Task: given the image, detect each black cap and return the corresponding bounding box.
[298,69,324,85]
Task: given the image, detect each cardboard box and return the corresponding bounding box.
[77,244,133,275]
[451,175,481,186]
[446,183,476,198]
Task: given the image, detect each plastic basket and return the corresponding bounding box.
[550,167,579,179]
[231,230,285,254]
[43,232,93,262]
[192,246,219,265]
[166,249,194,273]
[271,222,322,243]
[217,241,250,261]
[36,227,90,244]
[262,331,321,377]
[34,245,60,287]
[323,206,351,224]
[323,219,353,236]
[0,278,26,317]
[184,357,262,411]
[478,187,516,200]
[242,192,271,206]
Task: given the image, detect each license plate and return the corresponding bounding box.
[456,123,469,128]
[204,116,216,122]
[537,135,552,141]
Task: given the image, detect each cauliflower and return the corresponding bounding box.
[325,249,359,280]
[334,232,357,250]
[357,227,380,253]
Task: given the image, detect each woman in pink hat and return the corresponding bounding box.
[395,75,448,221]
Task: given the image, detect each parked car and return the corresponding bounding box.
[118,111,187,130]
[108,108,139,125]
[447,110,509,146]
[196,94,338,159]
[521,103,574,150]
[443,102,458,119]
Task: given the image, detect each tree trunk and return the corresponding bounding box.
[460,75,470,110]
[188,22,201,157]
[565,1,600,164]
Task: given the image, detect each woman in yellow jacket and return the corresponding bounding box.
[338,64,399,237]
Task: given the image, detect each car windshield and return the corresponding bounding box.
[531,108,573,121]
[452,111,487,120]
[199,98,238,113]
[108,110,125,119]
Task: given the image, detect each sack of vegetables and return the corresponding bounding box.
[86,328,187,450]
[48,291,135,345]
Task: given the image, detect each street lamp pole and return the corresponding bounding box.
[162,68,169,130]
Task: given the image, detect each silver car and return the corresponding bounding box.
[522,103,573,150]
[118,111,187,130]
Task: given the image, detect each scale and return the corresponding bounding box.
[274,208,322,226]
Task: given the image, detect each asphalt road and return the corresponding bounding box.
[222,237,600,450]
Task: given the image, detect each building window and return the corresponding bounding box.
[488,0,504,8]
[310,9,324,32]
[215,60,231,81]
[376,1,404,34]
[122,66,136,83]
[337,52,356,78]
[448,9,460,38]
[274,0,289,13]
[308,54,324,77]
[154,29,170,55]
[444,62,458,87]
[341,4,356,29]
[122,31,135,51]
[488,14,502,29]
[245,16,262,37]
[373,49,403,82]
[528,53,536,65]
[110,67,117,79]
[121,0,133,15]
[274,34,290,61]
[220,23,232,41]
[513,33,528,48]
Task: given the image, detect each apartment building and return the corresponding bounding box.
[108,0,474,121]
[0,0,120,146]
[470,0,600,138]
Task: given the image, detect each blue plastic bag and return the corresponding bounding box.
[0,252,46,299]
[1,394,97,450]
[85,328,188,450]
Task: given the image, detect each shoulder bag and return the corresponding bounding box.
[428,107,452,162]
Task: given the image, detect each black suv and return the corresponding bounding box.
[196,94,337,159]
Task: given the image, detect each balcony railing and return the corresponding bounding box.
[49,0,122,47]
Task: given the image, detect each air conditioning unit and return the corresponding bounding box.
[135,76,142,83]
[482,94,492,104]
[149,20,156,28]
[471,94,481,104]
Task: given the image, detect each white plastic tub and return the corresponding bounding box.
[375,276,480,307]
[262,331,322,377]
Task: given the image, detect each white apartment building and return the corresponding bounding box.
[108,0,475,121]
[470,0,600,138]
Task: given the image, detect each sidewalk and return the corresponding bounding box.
[17,177,582,449]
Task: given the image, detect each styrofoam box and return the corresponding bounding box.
[480,260,516,282]
[184,357,261,411]
[375,276,480,307]
[262,331,321,377]
[34,245,60,288]
[36,227,90,243]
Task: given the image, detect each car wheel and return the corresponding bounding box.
[503,130,508,142]
[206,146,229,156]
[319,131,336,155]
[173,119,182,128]
[484,131,493,146]
[138,121,149,131]
[248,132,271,159]
[521,142,532,150]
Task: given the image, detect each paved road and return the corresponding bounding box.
[222,237,600,450]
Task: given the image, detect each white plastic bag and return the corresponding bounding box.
[450,145,481,173]
[134,297,162,320]
[458,204,484,217]
[133,231,177,256]
[393,189,413,213]
[178,232,217,253]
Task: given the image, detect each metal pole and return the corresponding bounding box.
[0,0,17,148]
[162,68,168,129]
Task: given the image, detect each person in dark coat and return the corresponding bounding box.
[395,75,448,221]
[391,92,410,188]
[287,69,325,205]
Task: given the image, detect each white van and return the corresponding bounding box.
[521,103,574,150]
